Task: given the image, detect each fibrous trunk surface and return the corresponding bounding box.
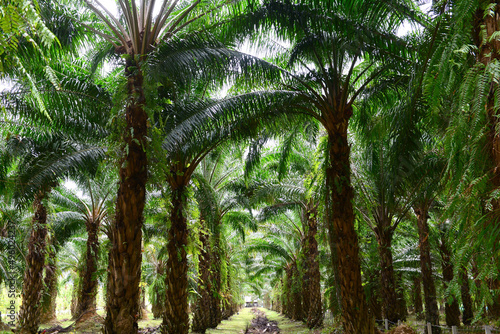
[104,60,148,334]
[162,185,189,334]
[327,120,376,334]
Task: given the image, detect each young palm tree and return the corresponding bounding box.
[49,170,116,322]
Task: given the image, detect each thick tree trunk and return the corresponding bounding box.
[40,240,57,324]
[76,216,100,321]
[104,60,148,334]
[326,121,376,334]
[374,224,399,323]
[18,195,48,334]
[438,233,460,326]
[162,184,190,334]
[413,276,424,320]
[460,268,473,325]
[415,207,440,334]
[305,202,322,328]
[192,223,212,333]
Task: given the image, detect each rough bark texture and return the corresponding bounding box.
[326,118,376,334]
[103,60,147,334]
[191,223,212,333]
[374,220,399,323]
[76,215,100,320]
[413,276,424,320]
[415,207,440,334]
[460,268,473,325]
[305,202,323,328]
[18,195,48,334]
[162,184,189,334]
[438,234,460,327]
[40,243,57,324]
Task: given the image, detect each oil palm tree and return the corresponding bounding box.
[2,134,105,334]
[352,99,419,323]
[0,56,108,333]
[225,1,426,331]
[245,211,303,320]
[49,169,116,322]
[76,2,255,330]
[155,77,299,332]
[191,147,256,332]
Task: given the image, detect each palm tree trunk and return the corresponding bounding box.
[77,217,100,320]
[438,233,460,326]
[104,59,148,334]
[415,207,440,334]
[18,195,48,334]
[192,223,212,333]
[305,203,322,328]
[375,226,399,323]
[162,184,190,334]
[460,268,473,325]
[40,242,57,324]
[413,276,424,320]
[326,122,376,334]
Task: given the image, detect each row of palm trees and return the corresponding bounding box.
[2,0,500,334]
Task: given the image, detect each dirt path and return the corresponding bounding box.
[244,308,280,333]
